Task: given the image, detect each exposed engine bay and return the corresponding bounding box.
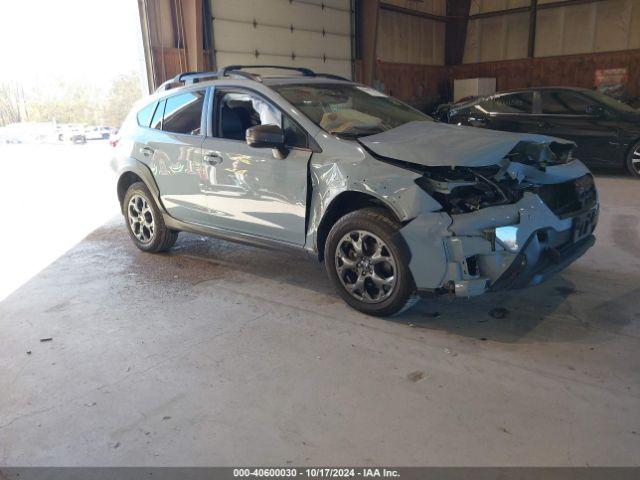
[339,121,599,298]
[411,141,596,217]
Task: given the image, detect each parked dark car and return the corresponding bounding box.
[441,87,640,177]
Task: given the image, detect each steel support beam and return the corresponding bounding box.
[445,0,471,66]
[359,0,380,86]
[528,0,538,58]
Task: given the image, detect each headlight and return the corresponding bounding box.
[415,166,514,214]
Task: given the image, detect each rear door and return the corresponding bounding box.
[535,89,619,165]
[145,89,211,225]
[199,87,311,245]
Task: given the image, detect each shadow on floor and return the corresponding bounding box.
[25,221,638,346]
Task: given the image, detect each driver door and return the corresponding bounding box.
[199,88,311,246]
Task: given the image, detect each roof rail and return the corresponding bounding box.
[154,68,258,93]
[155,71,219,92]
[178,70,219,84]
[221,65,315,78]
[314,73,350,81]
[154,65,349,93]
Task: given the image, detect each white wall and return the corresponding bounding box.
[210,0,352,78]
[463,0,640,63]
[376,0,446,65]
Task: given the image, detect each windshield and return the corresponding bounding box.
[272,83,431,137]
[582,90,637,113]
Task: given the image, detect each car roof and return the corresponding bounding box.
[151,66,357,98]
[262,76,352,87]
[147,75,354,101]
[451,86,594,109]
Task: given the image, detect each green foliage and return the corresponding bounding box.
[27,80,99,125]
[0,83,23,127]
[17,71,144,127]
[102,72,144,126]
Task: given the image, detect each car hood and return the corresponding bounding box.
[359,121,574,168]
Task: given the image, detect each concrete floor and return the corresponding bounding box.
[0,172,639,466]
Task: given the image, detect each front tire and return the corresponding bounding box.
[625,140,640,178]
[123,182,178,252]
[325,207,417,317]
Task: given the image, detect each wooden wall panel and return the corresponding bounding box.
[378,49,640,108]
[151,47,186,86]
[376,61,449,108]
[455,50,640,97]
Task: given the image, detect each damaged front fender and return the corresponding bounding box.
[304,136,442,253]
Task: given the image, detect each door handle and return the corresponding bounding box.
[536,121,552,129]
[204,152,222,165]
[140,146,154,157]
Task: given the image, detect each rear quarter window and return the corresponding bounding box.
[150,100,165,130]
[137,102,157,127]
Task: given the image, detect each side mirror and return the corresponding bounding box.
[586,104,605,117]
[246,124,285,149]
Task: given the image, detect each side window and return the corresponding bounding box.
[217,91,308,148]
[541,91,595,115]
[137,102,157,127]
[480,93,533,114]
[162,90,205,135]
[218,92,282,141]
[150,99,165,130]
[283,116,308,149]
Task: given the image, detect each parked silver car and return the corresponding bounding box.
[114,66,598,316]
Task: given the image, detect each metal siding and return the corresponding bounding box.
[376,9,445,66]
[210,0,352,78]
[465,0,640,62]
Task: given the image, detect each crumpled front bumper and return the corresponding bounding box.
[489,233,594,291]
[400,191,599,297]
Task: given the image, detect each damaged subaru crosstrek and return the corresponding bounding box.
[114,66,598,316]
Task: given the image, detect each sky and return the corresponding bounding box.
[0,0,146,92]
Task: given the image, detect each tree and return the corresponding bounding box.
[101,71,143,127]
[4,72,143,128]
[25,80,99,125]
[0,82,24,127]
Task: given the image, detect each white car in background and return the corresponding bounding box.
[57,125,87,144]
[85,126,112,140]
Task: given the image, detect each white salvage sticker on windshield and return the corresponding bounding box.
[355,86,388,97]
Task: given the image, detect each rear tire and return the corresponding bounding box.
[625,140,640,178]
[325,207,417,317]
[123,182,178,252]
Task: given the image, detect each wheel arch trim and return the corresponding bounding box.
[116,158,166,215]
[311,189,404,261]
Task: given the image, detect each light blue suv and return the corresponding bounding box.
[115,65,598,316]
